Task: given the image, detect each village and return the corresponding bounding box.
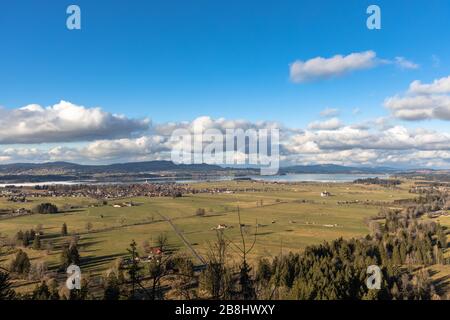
[0,182,238,201]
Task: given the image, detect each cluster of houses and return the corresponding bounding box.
[112,202,137,208]
[124,247,164,265]
[410,184,450,194]
[0,183,244,201]
[0,207,31,219]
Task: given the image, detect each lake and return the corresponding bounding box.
[0,173,389,187]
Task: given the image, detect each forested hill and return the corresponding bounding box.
[0,161,226,175]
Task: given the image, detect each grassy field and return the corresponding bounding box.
[1,179,440,294]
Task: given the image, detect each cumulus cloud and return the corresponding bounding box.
[385,76,450,121]
[1,114,450,169]
[282,124,450,167]
[154,116,282,135]
[0,100,150,144]
[81,136,170,160]
[307,118,342,130]
[408,76,450,95]
[289,51,377,83]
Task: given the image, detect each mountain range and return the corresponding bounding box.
[0,161,401,175]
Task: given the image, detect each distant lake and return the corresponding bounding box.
[0,173,389,187]
[251,173,390,183]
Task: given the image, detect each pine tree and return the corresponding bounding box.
[392,246,402,265]
[32,281,51,300]
[15,230,24,245]
[10,250,31,275]
[69,243,80,265]
[436,226,447,249]
[399,242,407,263]
[61,242,80,269]
[61,223,68,236]
[61,245,71,269]
[126,240,141,299]
[22,231,30,247]
[103,273,121,300]
[239,260,255,299]
[32,235,41,250]
[0,271,15,300]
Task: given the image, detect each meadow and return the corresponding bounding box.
[1,179,439,293]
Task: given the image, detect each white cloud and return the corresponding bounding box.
[320,108,340,117]
[0,100,150,144]
[385,76,450,121]
[1,114,450,169]
[394,57,419,70]
[82,136,169,160]
[408,76,450,95]
[289,51,377,83]
[307,118,342,130]
[289,51,419,83]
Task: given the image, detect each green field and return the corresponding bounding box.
[0,180,424,292]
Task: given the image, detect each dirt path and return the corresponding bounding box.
[157,212,207,265]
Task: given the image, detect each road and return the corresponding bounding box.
[157,212,207,265]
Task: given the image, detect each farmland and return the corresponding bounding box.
[1,179,426,294]
[0,181,420,290]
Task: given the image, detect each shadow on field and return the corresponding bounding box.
[434,274,450,295]
[255,232,274,236]
[80,253,124,269]
[77,240,105,253]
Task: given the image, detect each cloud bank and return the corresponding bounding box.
[385,76,450,121]
[1,115,450,168]
[0,101,150,144]
[1,81,450,170]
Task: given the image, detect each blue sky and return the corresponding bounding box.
[1,1,450,167]
[1,0,448,124]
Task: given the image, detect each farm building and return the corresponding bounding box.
[321,191,331,197]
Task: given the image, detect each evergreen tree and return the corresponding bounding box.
[392,246,402,265]
[69,243,80,265]
[32,281,51,300]
[239,260,255,299]
[60,243,80,269]
[126,240,141,299]
[61,223,68,236]
[34,203,58,214]
[22,231,31,247]
[436,226,447,249]
[0,270,15,300]
[399,242,407,263]
[103,273,121,300]
[10,250,31,275]
[32,235,41,250]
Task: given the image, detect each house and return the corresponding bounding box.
[321,191,331,197]
[151,247,163,255]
